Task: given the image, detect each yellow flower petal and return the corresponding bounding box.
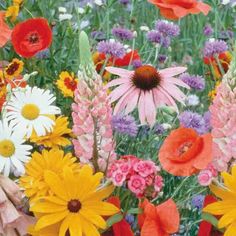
[68,214,83,236]
[83,201,119,215]
[224,221,236,236]
[35,211,68,230]
[59,214,72,236]
[204,201,236,215]
[31,201,67,213]
[80,215,100,236]
[218,209,236,229]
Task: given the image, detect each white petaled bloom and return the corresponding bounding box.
[5,86,61,138]
[140,26,150,32]
[59,13,73,21]
[94,0,103,6]
[78,7,85,14]
[58,7,67,13]
[0,120,32,176]
[185,94,200,106]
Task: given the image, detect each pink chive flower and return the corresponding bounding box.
[198,169,213,186]
[106,65,189,126]
[72,72,116,172]
[209,59,236,172]
[128,175,146,196]
[0,175,35,235]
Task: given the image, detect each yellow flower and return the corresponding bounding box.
[28,223,60,236]
[5,0,23,22]
[20,148,79,202]
[56,71,78,98]
[4,58,24,80]
[31,165,119,236]
[203,165,236,236]
[30,116,72,148]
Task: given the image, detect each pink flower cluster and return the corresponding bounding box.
[0,175,35,235]
[209,62,236,172]
[72,72,116,171]
[108,155,163,198]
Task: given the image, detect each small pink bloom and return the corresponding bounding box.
[154,175,163,192]
[134,160,156,177]
[198,170,213,186]
[119,162,131,174]
[112,171,126,186]
[128,174,146,196]
[145,174,155,186]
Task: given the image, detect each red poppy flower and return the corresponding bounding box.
[103,197,134,236]
[138,198,179,236]
[159,127,212,176]
[11,18,52,58]
[148,0,211,20]
[0,11,12,48]
[198,195,223,236]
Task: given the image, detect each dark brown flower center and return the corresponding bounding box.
[5,62,20,76]
[67,199,82,213]
[29,33,40,44]
[132,65,161,91]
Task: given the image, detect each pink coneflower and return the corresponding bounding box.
[106,65,189,126]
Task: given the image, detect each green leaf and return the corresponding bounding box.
[201,213,219,228]
[106,213,123,228]
[127,208,143,215]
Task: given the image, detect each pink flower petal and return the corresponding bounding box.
[124,88,140,114]
[105,67,134,78]
[106,78,130,88]
[114,86,136,114]
[159,67,187,78]
[144,91,156,126]
[153,88,169,107]
[138,91,146,125]
[164,77,190,89]
[109,82,132,103]
[158,87,179,111]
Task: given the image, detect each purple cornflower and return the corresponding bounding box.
[203,25,213,37]
[155,20,180,37]
[147,30,170,48]
[35,48,50,59]
[97,40,126,58]
[203,39,228,58]
[112,27,134,41]
[112,114,138,137]
[119,0,130,5]
[203,111,211,132]
[153,123,165,135]
[179,111,206,134]
[91,30,105,40]
[158,54,167,63]
[179,73,205,91]
[191,194,205,210]
[132,59,142,69]
[219,30,234,39]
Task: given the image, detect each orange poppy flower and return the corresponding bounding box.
[0,11,12,48]
[159,127,212,176]
[11,18,52,58]
[138,198,179,236]
[204,51,232,80]
[148,0,211,20]
[103,197,134,236]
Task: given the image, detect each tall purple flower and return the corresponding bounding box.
[112,114,138,137]
[97,40,126,58]
[155,20,180,37]
[112,27,134,41]
[203,39,228,58]
[179,111,207,134]
[179,73,205,91]
[203,25,213,37]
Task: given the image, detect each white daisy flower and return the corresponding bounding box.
[5,86,61,138]
[0,120,32,176]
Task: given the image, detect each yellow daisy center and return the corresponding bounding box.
[21,104,40,120]
[0,140,15,157]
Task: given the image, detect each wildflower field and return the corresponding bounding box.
[0,0,236,235]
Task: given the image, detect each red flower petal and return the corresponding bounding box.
[0,11,12,48]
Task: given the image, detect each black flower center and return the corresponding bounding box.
[67,199,82,213]
[29,33,40,44]
[5,62,20,75]
[132,65,161,91]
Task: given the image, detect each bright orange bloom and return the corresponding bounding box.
[148,0,211,20]
[0,11,12,47]
[204,51,232,80]
[138,198,179,236]
[159,127,212,176]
